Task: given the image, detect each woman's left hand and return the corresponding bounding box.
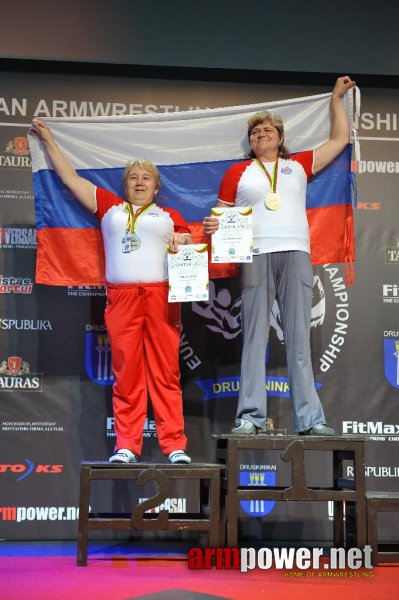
[332,76,356,98]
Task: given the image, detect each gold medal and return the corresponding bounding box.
[256,158,282,211]
[265,192,281,211]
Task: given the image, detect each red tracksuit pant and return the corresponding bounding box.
[104,282,187,456]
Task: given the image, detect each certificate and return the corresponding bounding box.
[211,206,253,263]
[168,244,209,302]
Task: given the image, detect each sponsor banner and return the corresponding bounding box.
[0,96,204,120]
[346,465,399,478]
[67,286,106,297]
[385,246,399,264]
[383,339,399,389]
[0,275,33,294]
[239,469,277,517]
[0,357,43,392]
[85,332,114,386]
[191,264,351,379]
[355,110,398,135]
[106,417,157,439]
[356,201,381,210]
[327,501,346,522]
[0,506,78,522]
[382,284,399,304]
[317,265,350,373]
[179,331,202,371]
[0,135,32,169]
[1,421,64,433]
[0,319,52,331]
[196,375,321,401]
[352,159,399,174]
[138,497,187,514]
[0,226,37,249]
[342,420,399,441]
[0,461,63,481]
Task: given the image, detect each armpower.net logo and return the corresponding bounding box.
[187,545,374,576]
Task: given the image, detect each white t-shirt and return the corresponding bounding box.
[95,187,191,284]
[218,151,314,255]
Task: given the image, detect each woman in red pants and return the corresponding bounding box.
[32,119,192,465]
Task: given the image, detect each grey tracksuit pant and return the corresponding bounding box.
[236,250,326,432]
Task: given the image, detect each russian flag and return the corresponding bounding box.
[28,89,357,286]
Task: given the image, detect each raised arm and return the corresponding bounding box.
[313,76,356,174]
[31,119,96,212]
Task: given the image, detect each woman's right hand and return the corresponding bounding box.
[202,215,219,235]
[29,118,97,212]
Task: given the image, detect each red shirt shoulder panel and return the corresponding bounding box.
[160,206,191,234]
[95,187,123,220]
[290,150,314,180]
[218,160,253,205]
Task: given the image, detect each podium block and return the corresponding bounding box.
[215,434,367,548]
[366,492,399,565]
[77,462,223,566]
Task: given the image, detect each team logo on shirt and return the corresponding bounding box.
[280,167,292,174]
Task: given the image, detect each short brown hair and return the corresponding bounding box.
[247,111,290,159]
[122,159,161,191]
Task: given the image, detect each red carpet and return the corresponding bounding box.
[1,555,398,600]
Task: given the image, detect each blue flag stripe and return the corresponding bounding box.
[34,150,351,230]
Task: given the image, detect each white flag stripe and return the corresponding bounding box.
[29,90,354,172]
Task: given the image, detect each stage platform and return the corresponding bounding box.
[73,436,399,567]
[1,539,398,600]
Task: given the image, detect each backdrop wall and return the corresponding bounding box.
[1,0,399,79]
[0,72,398,542]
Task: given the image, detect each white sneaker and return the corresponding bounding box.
[168,450,191,464]
[231,419,258,435]
[299,423,335,436]
[109,449,138,463]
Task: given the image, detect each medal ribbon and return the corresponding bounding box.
[125,201,154,233]
[255,157,279,194]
